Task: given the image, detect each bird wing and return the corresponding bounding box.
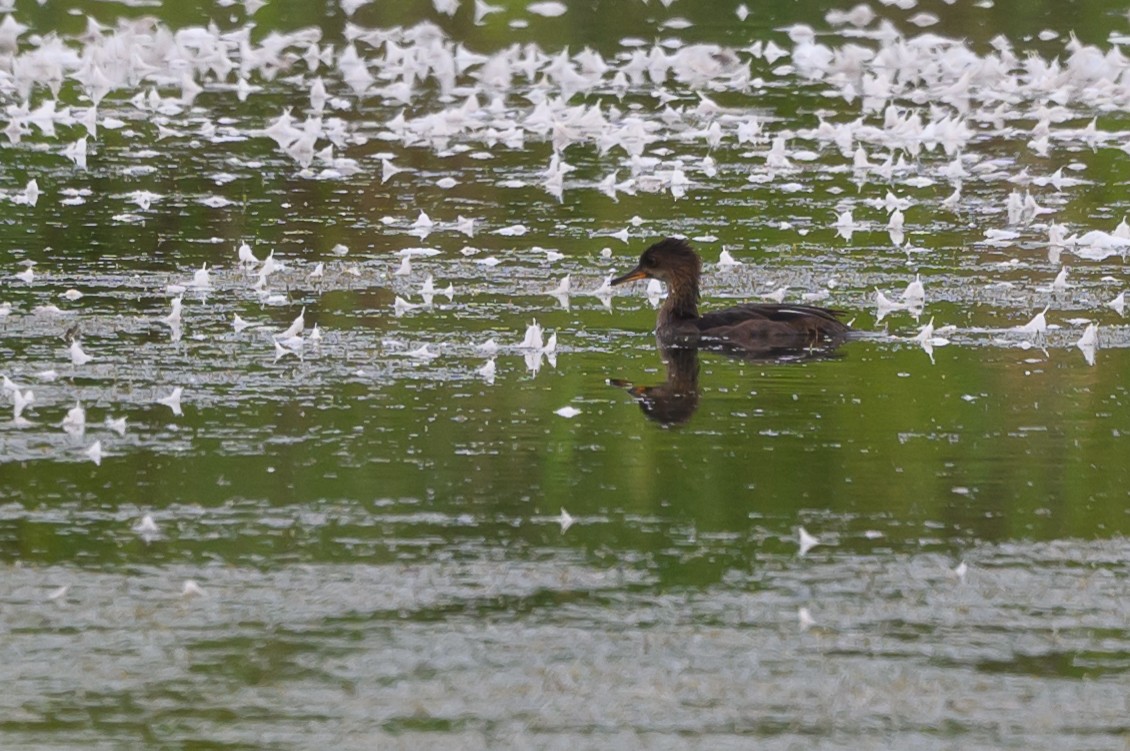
[694,303,847,330]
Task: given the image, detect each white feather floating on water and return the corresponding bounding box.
[798,526,820,556]
[717,249,742,269]
[556,507,575,533]
[162,296,183,326]
[13,388,34,420]
[1077,323,1099,348]
[474,0,503,24]
[902,274,925,305]
[157,387,183,416]
[237,242,259,266]
[832,209,859,240]
[593,274,614,298]
[381,158,410,183]
[528,1,567,17]
[494,223,527,237]
[914,317,935,345]
[875,289,906,318]
[454,216,475,237]
[62,400,85,435]
[14,179,39,207]
[913,317,950,363]
[406,344,438,360]
[274,338,302,362]
[763,286,787,303]
[191,263,210,288]
[133,514,160,539]
[393,296,422,316]
[1051,266,1069,292]
[519,320,545,350]
[518,320,558,374]
[477,359,496,383]
[1107,291,1125,316]
[420,274,454,301]
[1014,306,1049,338]
[69,340,93,366]
[887,208,905,232]
[433,0,459,16]
[1076,323,1099,366]
[276,307,305,339]
[181,580,205,598]
[257,250,280,279]
[63,136,87,168]
[105,416,126,436]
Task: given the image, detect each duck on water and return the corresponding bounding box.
[611,237,851,354]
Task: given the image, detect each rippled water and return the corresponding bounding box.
[3,0,1130,747]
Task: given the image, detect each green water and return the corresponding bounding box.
[3,0,1130,748]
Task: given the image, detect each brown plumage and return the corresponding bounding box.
[611,237,851,353]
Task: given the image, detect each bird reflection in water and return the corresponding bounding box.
[610,341,846,427]
[609,344,702,427]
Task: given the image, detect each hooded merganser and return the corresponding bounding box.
[611,238,850,352]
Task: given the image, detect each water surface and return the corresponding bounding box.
[3,0,1130,747]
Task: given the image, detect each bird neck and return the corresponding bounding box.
[662,344,700,391]
[658,272,699,326]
